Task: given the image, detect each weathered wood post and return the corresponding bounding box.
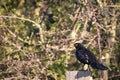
[66,70,93,80]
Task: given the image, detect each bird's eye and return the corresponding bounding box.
[74,43,78,47]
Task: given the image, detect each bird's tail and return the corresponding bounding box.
[91,62,111,70]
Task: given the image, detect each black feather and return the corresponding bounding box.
[74,43,109,70]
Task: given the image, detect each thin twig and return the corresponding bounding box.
[108,74,120,79]
[86,35,97,47]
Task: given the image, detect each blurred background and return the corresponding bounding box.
[0,0,120,80]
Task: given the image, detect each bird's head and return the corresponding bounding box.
[74,43,84,49]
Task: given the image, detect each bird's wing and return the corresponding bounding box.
[83,48,98,63]
[76,49,89,64]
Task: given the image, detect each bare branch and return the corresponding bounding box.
[0,15,44,42]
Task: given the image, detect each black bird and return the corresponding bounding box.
[74,43,109,70]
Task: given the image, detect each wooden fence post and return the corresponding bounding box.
[66,70,93,80]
